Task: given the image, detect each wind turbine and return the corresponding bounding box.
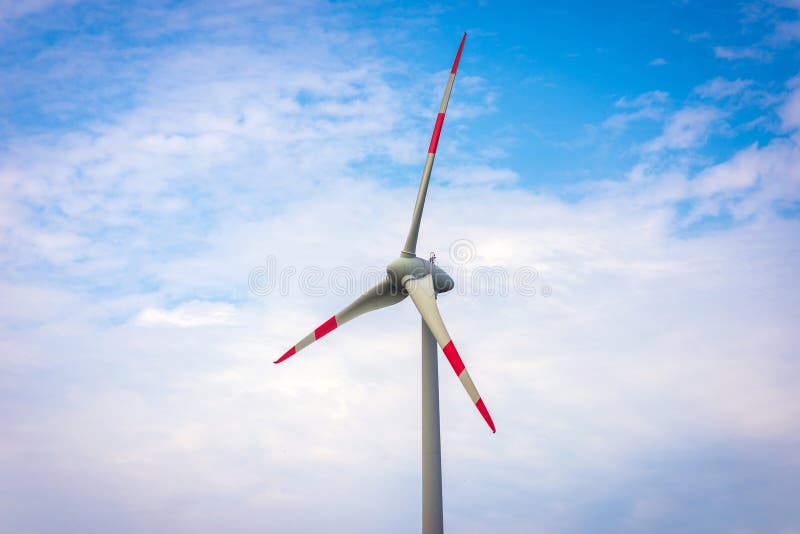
[274,33,494,533]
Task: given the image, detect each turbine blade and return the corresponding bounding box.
[403,274,495,432]
[275,278,407,364]
[401,33,467,257]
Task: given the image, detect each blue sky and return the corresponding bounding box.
[1,1,799,533]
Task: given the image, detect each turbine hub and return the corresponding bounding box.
[386,255,454,294]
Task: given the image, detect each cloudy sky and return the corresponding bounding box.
[1,1,799,532]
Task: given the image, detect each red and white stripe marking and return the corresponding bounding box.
[274,315,339,364]
[426,32,466,157]
[443,340,496,433]
[274,279,408,364]
[404,273,496,433]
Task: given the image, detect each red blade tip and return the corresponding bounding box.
[451,33,467,74]
[476,398,496,433]
[274,346,296,364]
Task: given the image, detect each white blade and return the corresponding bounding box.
[403,274,496,432]
[401,33,466,257]
[275,278,407,363]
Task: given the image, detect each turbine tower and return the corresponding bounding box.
[275,33,494,534]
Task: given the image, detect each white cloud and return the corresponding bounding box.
[134,301,238,327]
[649,57,666,66]
[694,77,754,99]
[713,45,771,61]
[687,31,711,42]
[603,90,669,131]
[707,137,800,220]
[771,0,800,8]
[691,142,763,196]
[438,165,519,186]
[627,130,800,224]
[709,1,800,65]
[773,20,800,43]
[644,106,724,152]
[614,90,669,109]
[779,84,800,131]
[0,0,74,23]
[603,108,662,131]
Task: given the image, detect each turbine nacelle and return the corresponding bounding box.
[386,255,454,295]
